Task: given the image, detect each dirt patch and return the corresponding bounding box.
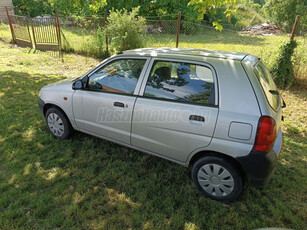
[241,23,281,35]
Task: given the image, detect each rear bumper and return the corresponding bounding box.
[236,129,282,187]
[236,150,278,187]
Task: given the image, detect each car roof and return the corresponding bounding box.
[122,47,249,61]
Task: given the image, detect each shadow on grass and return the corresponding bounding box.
[0,70,306,229]
[285,88,307,106]
[293,78,307,91]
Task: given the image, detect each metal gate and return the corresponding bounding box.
[6,7,61,54]
[30,16,61,52]
[6,9,32,47]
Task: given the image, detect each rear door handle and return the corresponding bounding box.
[114,102,125,108]
[189,115,205,122]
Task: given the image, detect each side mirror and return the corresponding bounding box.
[72,79,83,90]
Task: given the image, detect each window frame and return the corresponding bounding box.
[138,58,219,107]
[84,56,151,96]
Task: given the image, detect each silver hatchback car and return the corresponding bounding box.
[38,48,283,202]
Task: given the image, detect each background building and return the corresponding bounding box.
[0,0,14,22]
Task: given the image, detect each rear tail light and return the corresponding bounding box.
[253,116,277,152]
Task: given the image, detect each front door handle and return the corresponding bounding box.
[189,115,205,122]
[114,102,125,108]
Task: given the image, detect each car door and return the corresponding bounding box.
[131,58,219,163]
[73,57,150,144]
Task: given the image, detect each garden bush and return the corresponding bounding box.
[104,7,146,52]
[271,39,298,88]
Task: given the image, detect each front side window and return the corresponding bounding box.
[87,59,146,95]
[144,61,215,105]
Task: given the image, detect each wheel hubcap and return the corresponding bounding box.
[197,163,234,197]
[210,176,220,185]
[47,113,64,137]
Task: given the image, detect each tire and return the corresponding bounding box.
[191,156,243,202]
[45,107,73,139]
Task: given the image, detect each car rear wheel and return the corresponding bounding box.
[45,107,73,139]
[191,156,243,202]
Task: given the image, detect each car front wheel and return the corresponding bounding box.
[45,107,73,139]
[191,156,243,202]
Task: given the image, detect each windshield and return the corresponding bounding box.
[254,62,280,111]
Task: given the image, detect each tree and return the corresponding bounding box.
[106,0,198,19]
[264,0,307,32]
[13,0,107,17]
[188,0,241,30]
[48,0,106,16]
[13,0,52,17]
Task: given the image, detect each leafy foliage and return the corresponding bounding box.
[104,7,146,52]
[13,0,107,17]
[13,0,52,17]
[94,26,109,58]
[264,0,307,32]
[49,0,107,16]
[188,0,241,31]
[271,40,298,88]
[231,1,265,29]
[89,0,107,15]
[249,0,266,6]
[106,0,198,19]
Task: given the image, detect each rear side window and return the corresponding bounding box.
[144,61,215,105]
[254,62,279,110]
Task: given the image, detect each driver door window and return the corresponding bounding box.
[87,59,147,94]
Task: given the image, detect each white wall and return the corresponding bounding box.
[0,0,14,22]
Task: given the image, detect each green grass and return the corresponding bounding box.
[1,22,306,78]
[58,24,306,78]
[0,25,307,229]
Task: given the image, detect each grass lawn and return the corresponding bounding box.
[0,25,307,229]
[59,24,306,75]
[1,22,306,76]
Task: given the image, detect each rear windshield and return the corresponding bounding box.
[254,62,279,111]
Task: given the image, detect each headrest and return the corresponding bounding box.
[153,66,171,80]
